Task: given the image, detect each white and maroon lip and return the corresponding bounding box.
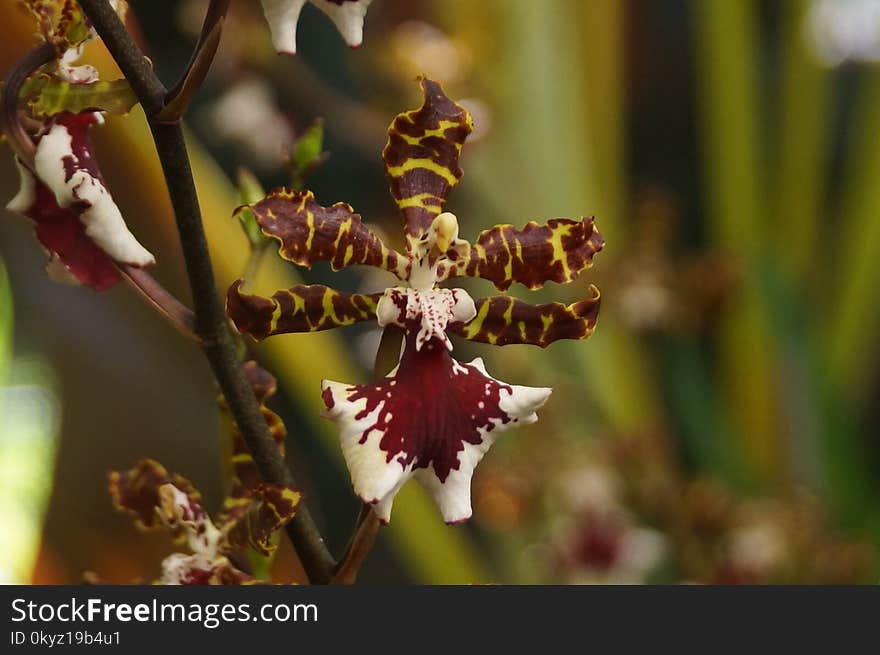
[376,286,476,352]
[322,332,551,524]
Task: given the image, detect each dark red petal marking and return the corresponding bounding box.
[226,279,382,340]
[23,173,122,290]
[383,77,473,252]
[442,217,605,292]
[242,188,405,276]
[449,286,601,348]
[326,333,513,483]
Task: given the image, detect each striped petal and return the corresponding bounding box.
[321,332,551,524]
[439,217,604,292]
[227,279,382,340]
[220,484,301,556]
[450,286,601,348]
[383,78,473,254]
[108,459,201,534]
[241,189,406,277]
[19,74,138,117]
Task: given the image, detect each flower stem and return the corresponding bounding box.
[118,264,198,341]
[332,504,381,584]
[78,0,336,583]
[159,0,231,123]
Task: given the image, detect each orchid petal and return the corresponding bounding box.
[260,0,372,55]
[220,361,287,497]
[160,554,256,585]
[375,286,476,351]
[22,0,92,51]
[220,484,301,556]
[439,217,604,292]
[20,74,138,117]
[108,459,201,534]
[311,0,373,48]
[227,279,382,340]
[383,78,473,254]
[321,335,551,523]
[449,286,601,348]
[158,483,222,557]
[241,189,407,278]
[7,159,122,290]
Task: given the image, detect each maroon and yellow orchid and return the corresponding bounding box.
[227,78,604,525]
[109,363,300,584]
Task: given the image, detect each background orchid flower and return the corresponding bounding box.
[108,363,301,585]
[260,0,373,55]
[227,78,604,525]
[4,0,153,291]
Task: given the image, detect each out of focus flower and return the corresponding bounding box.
[806,0,880,66]
[107,364,300,585]
[260,0,373,54]
[204,76,294,170]
[596,186,737,333]
[227,78,604,524]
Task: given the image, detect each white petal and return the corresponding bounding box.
[322,379,413,513]
[33,122,154,267]
[261,0,308,54]
[6,159,36,214]
[158,485,221,558]
[414,440,488,524]
[311,0,373,48]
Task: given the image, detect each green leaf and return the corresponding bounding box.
[287,119,326,190]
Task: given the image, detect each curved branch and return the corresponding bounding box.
[159,0,231,123]
[78,0,337,583]
[118,264,198,341]
[0,42,55,166]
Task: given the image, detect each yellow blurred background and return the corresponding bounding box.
[1,0,879,584]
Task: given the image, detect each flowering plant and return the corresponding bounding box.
[2,0,602,583]
[228,77,604,523]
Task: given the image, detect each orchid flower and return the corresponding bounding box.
[260,0,373,54]
[109,364,301,585]
[227,78,604,524]
[5,0,152,291]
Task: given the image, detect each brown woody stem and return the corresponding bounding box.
[159,0,231,123]
[331,504,381,584]
[118,264,198,341]
[78,0,337,583]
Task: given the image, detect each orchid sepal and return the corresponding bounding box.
[227,280,383,340]
[240,188,407,278]
[450,286,602,348]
